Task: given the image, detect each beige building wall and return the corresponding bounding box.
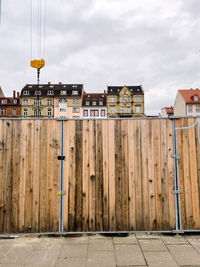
[174,92,186,116]
[54,97,82,118]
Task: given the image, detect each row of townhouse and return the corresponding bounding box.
[0,83,145,118]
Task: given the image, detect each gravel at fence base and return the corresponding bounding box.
[1,233,200,266]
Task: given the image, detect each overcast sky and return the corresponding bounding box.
[0,0,200,115]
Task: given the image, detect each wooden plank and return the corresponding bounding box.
[108,120,116,230]
[127,120,136,230]
[24,121,33,232]
[121,120,129,230]
[0,120,4,233]
[75,120,83,231]
[89,120,96,231]
[18,120,27,232]
[95,120,103,231]
[182,118,193,228]
[167,119,175,229]
[82,120,89,231]
[68,121,76,231]
[115,120,122,231]
[39,120,48,232]
[32,120,40,233]
[140,120,149,230]
[188,118,200,229]
[195,119,200,228]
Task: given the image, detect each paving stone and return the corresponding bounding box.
[187,238,200,253]
[87,250,116,267]
[56,257,87,267]
[168,244,200,266]
[113,234,137,245]
[144,251,179,267]
[139,239,167,252]
[26,248,60,265]
[89,234,112,240]
[60,244,88,258]
[136,233,160,239]
[161,234,188,245]
[115,244,146,266]
[88,239,114,251]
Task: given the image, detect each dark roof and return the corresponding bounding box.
[82,93,106,107]
[21,84,83,97]
[0,97,20,106]
[107,85,143,95]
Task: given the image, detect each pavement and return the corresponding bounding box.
[1,233,200,267]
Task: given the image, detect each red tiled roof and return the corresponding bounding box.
[179,89,200,104]
[165,106,174,115]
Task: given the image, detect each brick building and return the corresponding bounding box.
[0,91,21,117]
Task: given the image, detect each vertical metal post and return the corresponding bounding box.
[173,119,179,231]
[59,120,64,233]
[174,121,182,230]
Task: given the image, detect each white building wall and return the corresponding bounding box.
[174,91,186,116]
[82,106,107,119]
[187,104,200,116]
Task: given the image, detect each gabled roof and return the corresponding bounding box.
[21,84,83,97]
[179,89,200,104]
[107,85,143,95]
[0,87,5,97]
[82,92,106,107]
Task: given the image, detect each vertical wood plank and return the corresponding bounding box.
[0,120,4,233]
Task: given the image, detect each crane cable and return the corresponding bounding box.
[30,0,46,83]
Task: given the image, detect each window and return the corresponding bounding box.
[1,109,4,115]
[47,99,53,106]
[35,91,41,95]
[73,107,79,113]
[49,85,54,88]
[23,99,28,105]
[120,97,129,103]
[59,99,66,103]
[4,109,7,115]
[24,109,27,116]
[48,109,52,116]
[99,101,103,106]
[72,91,78,95]
[61,90,67,95]
[29,85,33,88]
[60,116,67,119]
[188,105,192,112]
[34,109,41,116]
[135,96,141,102]
[1,99,7,104]
[83,110,88,117]
[59,108,66,112]
[73,99,79,104]
[194,96,199,101]
[110,97,115,102]
[196,105,200,112]
[23,91,29,95]
[110,107,115,114]
[47,90,54,95]
[120,107,124,113]
[12,109,17,115]
[85,101,90,106]
[136,106,140,114]
[13,100,17,104]
[34,99,42,106]
[94,110,99,116]
[90,110,95,117]
[92,101,96,106]
[101,110,105,117]
[127,107,131,113]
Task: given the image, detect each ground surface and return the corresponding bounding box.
[1,233,200,266]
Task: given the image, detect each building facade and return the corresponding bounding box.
[82,92,107,119]
[160,106,174,117]
[106,85,144,118]
[20,83,83,118]
[0,91,21,117]
[174,89,200,117]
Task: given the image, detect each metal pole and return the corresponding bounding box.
[173,119,179,231]
[59,120,64,232]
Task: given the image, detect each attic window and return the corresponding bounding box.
[47,90,54,95]
[194,96,199,101]
[50,85,54,88]
[63,85,66,88]
[39,85,43,88]
[23,91,30,95]
[86,101,90,106]
[72,91,78,95]
[61,90,67,95]
[72,85,78,88]
[35,91,41,95]
[137,89,140,91]
[29,85,33,88]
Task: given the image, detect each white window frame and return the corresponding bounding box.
[24,109,28,116]
[72,91,78,95]
[99,101,103,105]
[194,96,199,101]
[35,91,41,95]
[110,107,115,114]
[136,106,140,114]
[23,99,28,106]
[48,109,52,116]
[12,109,17,115]
[83,110,88,117]
[135,96,141,103]
[1,99,7,104]
[61,90,67,95]
[23,91,29,95]
[47,99,53,106]
[47,90,54,95]
[188,105,192,112]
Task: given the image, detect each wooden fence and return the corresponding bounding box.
[1,118,199,234]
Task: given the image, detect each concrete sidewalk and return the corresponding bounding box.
[1,233,200,267]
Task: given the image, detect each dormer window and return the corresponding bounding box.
[1,99,7,104]
[29,85,33,88]
[72,91,78,95]
[194,96,199,101]
[85,101,90,106]
[23,91,29,95]
[99,101,103,105]
[39,85,43,88]
[47,90,54,95]
[35,91,41,95]
[92,101,96,105]
[61,90,67,95]
[49,85,54,88]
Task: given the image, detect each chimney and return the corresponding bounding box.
[13,90,16,98]
[59,82,62,85]
[48,82,51,85]
[17,92,20,98]
[104,90,106,95]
